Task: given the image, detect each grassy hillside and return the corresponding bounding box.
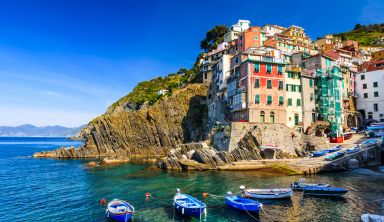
[334,23,384,46]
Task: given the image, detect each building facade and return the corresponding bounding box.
[355,70,384,122]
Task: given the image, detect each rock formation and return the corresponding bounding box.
[34,84,209,158]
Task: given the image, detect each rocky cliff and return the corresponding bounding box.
[34,84,208,158]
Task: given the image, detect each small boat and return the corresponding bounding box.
[106,199,134,222]
[367,125,384,131]
[327,145,342,153]
[362,139,377,147]
[342,132,354,140]
[311,150,329,157]
[291,178,329,191]
[371,122,384,126]
[303,186,348,196]
[345,146,360,154]
[240,186,292,199]
[173,189,206,219]
[225,192,262,212]
[325,151,345,161]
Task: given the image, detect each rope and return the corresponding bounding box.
[261,206,273,221]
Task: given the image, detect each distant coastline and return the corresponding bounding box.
[0,124,85,137]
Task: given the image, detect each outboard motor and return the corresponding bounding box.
[226,191,233,196]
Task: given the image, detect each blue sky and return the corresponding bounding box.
[0,0,383,127]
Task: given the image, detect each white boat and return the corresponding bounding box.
[240,185,292,199]
[291,178,329,190]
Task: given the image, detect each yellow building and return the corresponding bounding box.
[285,65,303,127]
[372,49,384,60]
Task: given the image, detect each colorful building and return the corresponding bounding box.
[228,50,286,124]
[238,26,267,52]
[285,63,303,127]
[372,49,384,60]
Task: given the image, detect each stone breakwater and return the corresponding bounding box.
[158,123,329,171]
[33,84,209,159]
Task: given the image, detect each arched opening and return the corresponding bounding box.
[270,111,275,123]
[260,111,265,123]
[347,114,356,127]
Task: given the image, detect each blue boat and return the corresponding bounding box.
[327,145,342,153]
[346,146,360,154]
[362,139,377,146]
[303,186,348,196]
[325,151,345,161]
[225,193,262,212]
[367,125,384,131]
[173,189,206,219]
[311,150,329,157]
[106,199,134,222]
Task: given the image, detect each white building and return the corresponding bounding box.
[212,54,232,100]
[355,70,384,121]
[262,24,286,37]
[224,20,251,43]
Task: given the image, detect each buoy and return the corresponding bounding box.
[100,198,106,206]
[202,192,208,198]
[145,192,151,198]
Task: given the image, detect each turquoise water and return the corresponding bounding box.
[1,137,384,222]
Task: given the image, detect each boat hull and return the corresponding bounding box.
[243,189,292,199]
[291,183,329,191]
[225,196,261,212]
[303,187,348,196]
[173,193,206,218]
[106,211,132,222]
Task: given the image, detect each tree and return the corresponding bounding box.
[200,25,229,52]
[354,24,362,30]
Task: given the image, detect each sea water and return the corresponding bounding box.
[1,137,384,222]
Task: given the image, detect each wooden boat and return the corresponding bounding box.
[327,145,342,153]
[311,150,329,157]
[291,178,329,191]
[173,189,206,219]
[240,186,292,199]
[106,199,134,222]
[303,187,348,196]
[342,132,354,140]
[345,146,360,154]
[325,151,345,161]
[225,193,262,212]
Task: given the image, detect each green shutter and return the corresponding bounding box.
[267,80,272,88]
[279,81,283,90]
[288,98,292,106]
[267,64,272,73]
[268,95,272,104]
[286,84,289,91]
[298,85,302,92]
[254,63,259,72]
[254,79,260,88]
[255,95,260,104]
[278,66,282,74]
[297,99,301,106]
[279,96,284,105]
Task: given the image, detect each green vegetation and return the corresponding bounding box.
[200,25,229,52]
[269,163,301,175]
[334,23,384,46]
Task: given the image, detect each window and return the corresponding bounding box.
[278,66,283,74]
[254,63,260,72]
[254,79,260,88]
[240,36,243,40]
[374,103,378,112]
[255,95,260,104]
[361,75,365,80]
[364,93,368,98]
[374,91,379,97]
[270,111,275,123]
[266,64,272,73]
[279,96,284,105]
[288,98,292,106]
[368,112,373,119]
[312,113,316,122]
[298,85,302,92]
[286,84,289,91]
[260,111,265,123]
[267,95,273,104]
[373,82,378,87]
[278,81,283,90]
[267,80,272,89]
[254,36,258,40]
[297,99,301,107]
[291,85,296,92]
[363,83,367,89]
[310,93,314,101]
[309,79,313,88]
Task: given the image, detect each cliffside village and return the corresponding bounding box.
[196,20,384,141]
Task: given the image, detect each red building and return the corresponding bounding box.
[359,59,384,72]
[237,26,265,52]
[229,51,286,123]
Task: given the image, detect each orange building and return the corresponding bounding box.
[238,26,266,52]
